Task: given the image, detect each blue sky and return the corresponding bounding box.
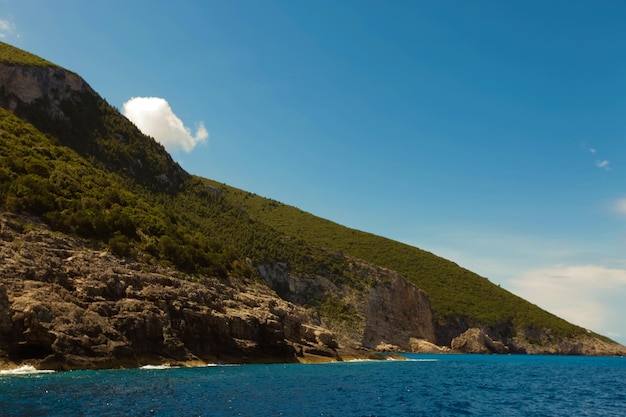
[2,0,626,344]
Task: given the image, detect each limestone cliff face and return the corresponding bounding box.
[0,63,94,141]
[0,214,345,370]
[257,259,436,352]
[0,63,92,112]
[362,273,435,349]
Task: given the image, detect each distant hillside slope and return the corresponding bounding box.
[206,179,597,344]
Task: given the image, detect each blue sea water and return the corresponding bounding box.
[1,354,625,416]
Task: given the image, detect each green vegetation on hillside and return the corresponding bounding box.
[209,181,587,340]
[0,107,349,286]
[0,41,60,68]
[0,108,238,276]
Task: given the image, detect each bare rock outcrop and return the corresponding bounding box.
[0,63,92,111]
[410,338,450,353]
[363,272,435,349]
[0,213,342,370]
[508,329,626,356]
[451,328,509,354]
[258,257,437,352]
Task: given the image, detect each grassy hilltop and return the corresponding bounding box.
[0,42,59,68]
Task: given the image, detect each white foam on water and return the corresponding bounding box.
[139,362,239,370]
[139,364,171,370]
[0,365,55,376]
[205,363,241,367]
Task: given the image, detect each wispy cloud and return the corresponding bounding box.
[122,97,208,153]
[582,143,595,153]
[403,227,626,343]
[509,264,626,337]
[582,144,611,170]
[0,17,15,38]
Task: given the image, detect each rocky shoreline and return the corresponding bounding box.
[0,213,331,370]
[1,212,625,372]
[0,213,447,371]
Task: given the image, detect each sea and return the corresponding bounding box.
[1,354,625,416]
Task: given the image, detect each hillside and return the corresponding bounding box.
[208,182,608,345]
[0,41,624,369]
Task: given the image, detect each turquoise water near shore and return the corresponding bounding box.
[1,354,625,416]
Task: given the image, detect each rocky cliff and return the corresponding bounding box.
[0,213,436,370]
[0,62,92,113]
[257,258,436,352]
[0,213,298,369]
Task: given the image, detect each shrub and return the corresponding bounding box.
[109,232,133,258]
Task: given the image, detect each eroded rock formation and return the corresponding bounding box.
[0,64,91,110]
[257,258,437,352]
[0,213,439,370]
[451,328,509,354]
[0,214,338,369]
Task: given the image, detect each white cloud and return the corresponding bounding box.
[581,143,596,154]
[122,97,208,153]
[0,18,14,38]
[509,265,626,339]
[403,227,626,344]
[582,144,612,170]
[405,230,598,283]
